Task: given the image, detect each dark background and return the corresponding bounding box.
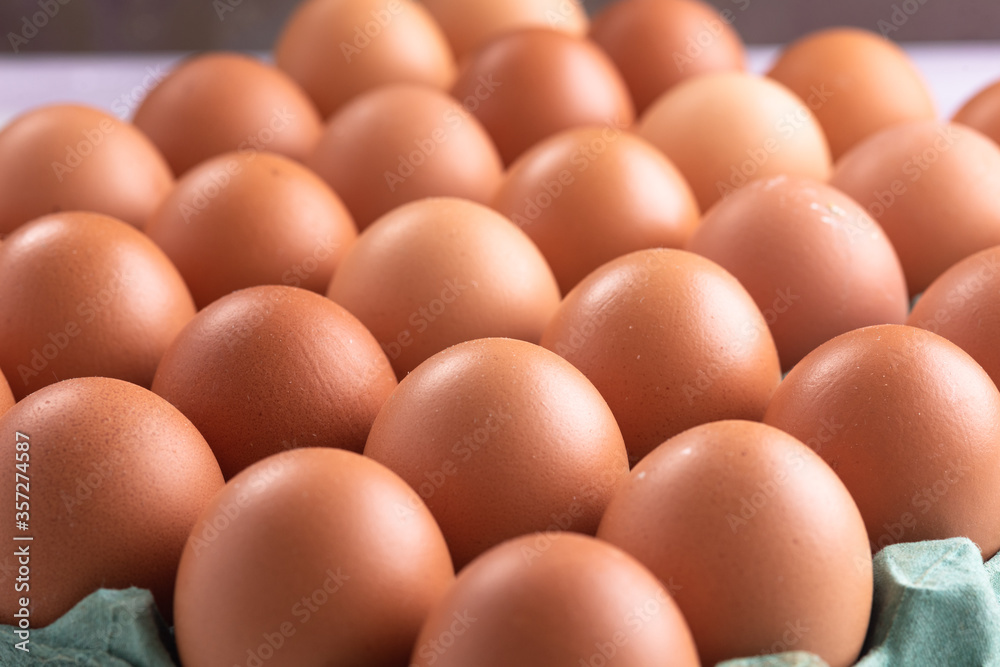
[1,0,999,53]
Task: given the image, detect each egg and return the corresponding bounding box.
[638,72,831,211]
[410,533,699,667]
[307,84,503,230]
[0,105,172,234]
[0,371,13,415]
[687,175,909,370]
[450,29,634,165]
[174,448,454,667]
[492,127,699,293]
[764,324,1000,559]
[364,338,629,569]
[275,0,456,118]
[767,28,936,160]
[421,0,589,60]
[908,246,1000,388]
[0,377,224,626]
[0,212,196,401]
[590,0,746,115]
[540,248,781,465]
[830,121,1000,295]
[152,285,397,479]
[145,150,357,309]
[954,78,1000,147]
[328,198,560,378]
[597,420,873,667]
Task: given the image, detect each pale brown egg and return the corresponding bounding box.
[598,420,873,667]
[450,29,634,165]
[768,28,936,160]
[687,175,909,370]
[175,448,454,667]
[590,0,746,115]
[364,338,629,569]
[410,533,699,667]
[830,121,1000,295]
[638,72,831,211]
[146,151,357,309]
[328,198,560,378]
[152,285,397,479]
[954,78,1000,147]
[307,84,503,230]
[0,377,224,626]
[132,52,323,176]
[764,324,1000,560]
[540,248,781,465]
[275,0,456,118]
[0,105,172,234]
[493,127,699,293]
[0,212,195,401]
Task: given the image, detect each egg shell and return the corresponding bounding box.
[307,84,503,230]
[541,248,781,465]
[0,212,196,401]
[410,533,699,667]
[0,370,13,415]
[132,52,323,176]
[590,0,746,115]
[493,126,700,293]
[0,377,224,626]
[328,198,560,378]
[174,448,454,667]
[146,150,357,309]
[152,285,397,479]
[0,104,172,234]
[450,29,634,165]
[764,324,1000,559]
[954,78,1000,147]
[364,337,629,569]
[275,0,456,118]
[598,420,873,667]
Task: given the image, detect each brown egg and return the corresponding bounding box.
[954,78,1000,147]
[328,198,560,378]
[0,212,195,401]
[0,377,223,626]
[410,533,699,667]
[830,121,1000,295]
[132,52,323,176]
[275,0,456,118]
[0,370,12,416]
[175,448,454,667]
[687,175,909,370]
[152,285,397,479]
[590,0,746,115]
[364,338,629,569]
[307,84,503,230]
[598,420,873,667]
[493,127,699,293]
[764,324,1000,559]
[146,151,357,309]
[421,0,588,60]
[0,105,172,234]
[450,29,634,165]
[638,72,831,211]
[540,248,781,464]
[909,246,1000,388]
[768,28,936,160]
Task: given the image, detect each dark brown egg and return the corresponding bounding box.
[450,29,634,165]
[540,248,781,465]
[954,78,1000,147]
[0,370,12,415]
[410,533,699,667]
[598,420,873,667]
[175,448,454,667]
[152,285,397,479]
[764,324,1000,560]
[0,105,172,234]
[364,338,629,569]
[0,212,196,401]
[146,151,357,309]
[0,377,224,626]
